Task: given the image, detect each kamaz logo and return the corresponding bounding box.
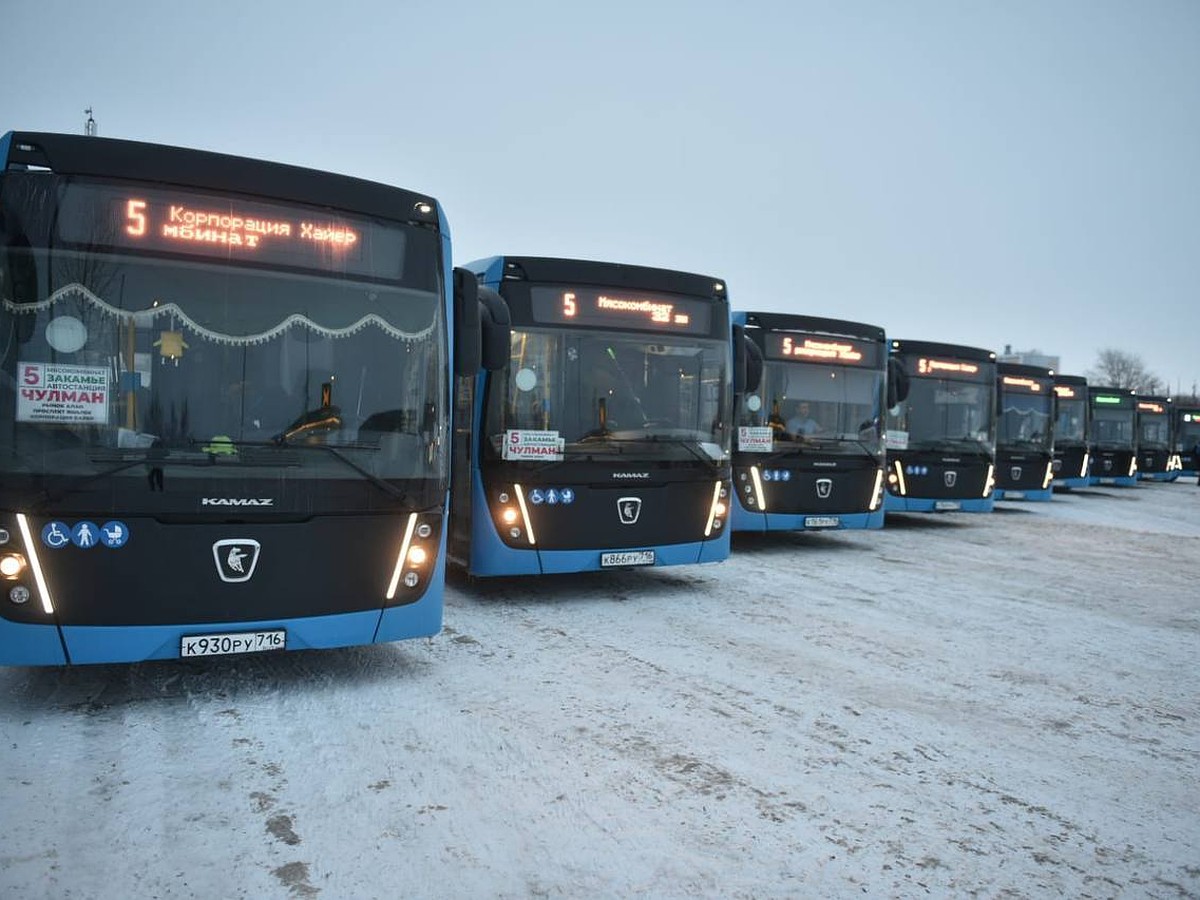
[201,498,275,507]
[617,497,643,525]
[1011,466,1022,480]
[612,473,651,480]
[815,478,833,499]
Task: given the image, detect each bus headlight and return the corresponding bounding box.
[15,514,54,614]
[982,464,995,498]
[385,513,439,601]
[703,481,725,537]
[749,467,766,511]
[0,553,25,580]
[868,468,885,511]
[1041,461,1054,490]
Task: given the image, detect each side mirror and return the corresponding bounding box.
[452,268,481,377]
[732,325,747,394]
[887,357,909,407]
[732,326,763,395]
[478,286,511,373]
[745,335,763,394]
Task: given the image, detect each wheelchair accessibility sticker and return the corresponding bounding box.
[42,520,130,549]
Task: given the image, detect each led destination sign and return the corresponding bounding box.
[529,286,712,335]
[1053,385,1078,399]
[1137,401,1165,414]
[916,357,981,377]
[1094,395,1128,405]
[1001,376,1045,393]
[58,182,405,279]
[764,333,878,366]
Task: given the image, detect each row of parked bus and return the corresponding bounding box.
[0,131,1193,666]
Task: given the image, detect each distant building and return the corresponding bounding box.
[998,345,1060,372]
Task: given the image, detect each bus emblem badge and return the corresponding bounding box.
[944,471,957,488]
[617,497,642,525]
[212,539,262,583]
[1011,466,1022,481]
[815,478,833,499]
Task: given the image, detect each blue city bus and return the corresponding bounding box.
[993,363,1055,501]
[0,131,483,665]
[1088,387,1138,486]
[450,256,735,576]
[1136,396,1180,482]
[884,340,996,513]
[731,312,887,531]
[1051,374,1090,489]
[1175,404,1200,478]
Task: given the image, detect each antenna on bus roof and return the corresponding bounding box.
[84,107,98,137]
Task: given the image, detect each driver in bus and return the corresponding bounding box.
[786,400,822,436]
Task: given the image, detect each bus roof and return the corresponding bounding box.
[998,361,1054,380]
[1054,374,1088,386]
[2,130,439,226]
[467,255,726,301]
[737,311,885,343]
[889,339,996,362]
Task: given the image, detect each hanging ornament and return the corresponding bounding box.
[153,330,189,365]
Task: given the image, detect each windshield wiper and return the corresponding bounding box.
[233,440,412,503]
[32,451,226,510]
[610,436,725,475]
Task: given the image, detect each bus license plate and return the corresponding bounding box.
[934,500,961,511]
[804,516,840,528]
[1005,491,1026,500]
[601,550,655,568]
[180,630,286,658]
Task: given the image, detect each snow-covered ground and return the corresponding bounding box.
[2,481,1199,898]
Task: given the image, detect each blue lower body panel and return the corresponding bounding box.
[536,535,729,575]
[6,593,442,667]
[994,487,1053,502]
[884,495,995,513]
[1053,476,1090,489]
[60,609,386,665]
[1138,472,1178,482]
[57,598,440,666]
[1091,476,1138,487]
[0,618,68,666]
[731,495,882,532]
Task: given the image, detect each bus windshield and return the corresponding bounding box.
[1055,398,1087,443]
[483,328,729,462]
[1,174,446,501]
[1139,412,1169,449]
[998,391,1052,450]
[1090,408,1134,448]
[1179,414,1200,451]
[739,359,883,455]
[889,374,995,452]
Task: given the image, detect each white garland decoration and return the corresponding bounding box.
[2,282,436,346]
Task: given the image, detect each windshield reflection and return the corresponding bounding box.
[888,375,995,452]
[1138,413,1169,449]
[1055,398,1087,443]
[484,329,730,462]
[1090,409,1135,449]
[737,359,883,455]
[998,392,1052,450]
[1,253,445,483]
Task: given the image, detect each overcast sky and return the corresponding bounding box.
[4,1,1198,391]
